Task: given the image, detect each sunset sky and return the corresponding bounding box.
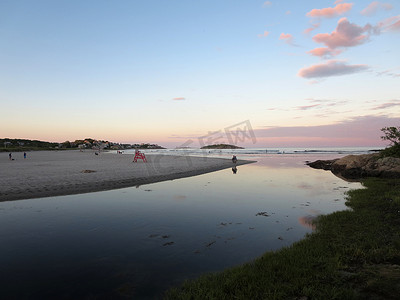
[1,0,399,148]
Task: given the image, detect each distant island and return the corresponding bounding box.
[201,144,244,149]
[0,138,165,152]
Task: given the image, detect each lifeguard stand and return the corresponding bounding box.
[133,150,147,162]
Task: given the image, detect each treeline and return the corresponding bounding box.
[1,138,59,152]
[1,138,166,152]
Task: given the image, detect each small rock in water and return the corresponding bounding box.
[256,212,270,217]
[206,241,216,247]
[81,169,96,173]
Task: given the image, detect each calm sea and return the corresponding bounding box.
[0,148,374,299]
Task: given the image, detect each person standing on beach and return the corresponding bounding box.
[232,155,237,163]
[9,153,12,160]
[24,152,27,159]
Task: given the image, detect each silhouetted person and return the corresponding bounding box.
[9,153,12,160]
[232,166,237,174]
[232,155,237,163]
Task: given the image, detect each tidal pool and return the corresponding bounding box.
[0,154,362,299]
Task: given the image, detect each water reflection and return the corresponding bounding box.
[0,154,362,299]
[298,215,317,230]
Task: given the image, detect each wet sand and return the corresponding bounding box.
[0,150,254,201]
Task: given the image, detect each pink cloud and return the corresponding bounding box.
[334,0,345,4]
[172,97,186,101]
[313,18,372,49]
[279,33,296,45]
[361,1,393,16]
[304,23,320,35]
[306,3,353,18]
[253,115,400,147]
[280,33,292,40]
[257,31,270,38]
[164,116,399,148]
[378,15,400,32]
[307,47,342,58]
[263,1,272,7]
[298,60,369,78]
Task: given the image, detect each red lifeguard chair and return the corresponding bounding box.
[133,150,147,162]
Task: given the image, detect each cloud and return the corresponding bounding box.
[307,47,342,58]
[280,33,292,40]
[263,1,272,7]
[298,60,369,78]
[279,33,297,46]
[378,15,400,32]
[254,115,400,147]
[304,23,320,35]
[267,99,349,112]
[361,1,393,16]
[257,31,270,38]
[313,18,374,49]
[295,104,321,110]
[376,69,400,77]
[373,101,400,109]
[307,98,349,106]
[172,97,186,101]
[306,3,353,18]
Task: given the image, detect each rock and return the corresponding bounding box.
[81,169,96,173]
[256,212,270,217]
[308,154,400,179]
[307,159,338,170]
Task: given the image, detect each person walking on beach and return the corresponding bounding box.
[9,153,12,160]
[24,152,27,159]
[232,155,237,163]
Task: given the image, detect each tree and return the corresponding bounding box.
[381,126,400,146]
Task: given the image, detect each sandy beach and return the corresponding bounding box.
[0,150,254,201]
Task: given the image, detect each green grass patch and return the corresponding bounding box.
[165,178,400,299]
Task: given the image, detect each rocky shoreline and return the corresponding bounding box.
[307,153,400,179]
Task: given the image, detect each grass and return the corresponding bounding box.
[165,178,400,299]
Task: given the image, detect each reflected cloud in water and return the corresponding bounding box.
[173,195,187,201]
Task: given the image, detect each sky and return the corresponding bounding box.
[0,0,399,148]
